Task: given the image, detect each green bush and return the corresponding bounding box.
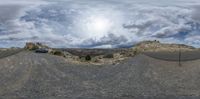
[85,55,92,61]
[52,50,65,57]
[134,49,137,55]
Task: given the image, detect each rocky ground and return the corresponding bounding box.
[0,50,200,99]
[0,41,200,99]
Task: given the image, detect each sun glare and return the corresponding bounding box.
[93,18,109,31]
[86,16,112,37]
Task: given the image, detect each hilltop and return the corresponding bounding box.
[132,40,196,52]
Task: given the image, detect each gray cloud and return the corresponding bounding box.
[0,5,23,23]
[192,6,200,23]
[0,0,200,48]
[80,33,128,48]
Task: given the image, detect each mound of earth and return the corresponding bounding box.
[0,51,200,99]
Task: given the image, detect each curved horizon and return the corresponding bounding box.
[0,0,200,48]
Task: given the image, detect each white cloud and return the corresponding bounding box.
[0,0,200,48]
[0,0,47,5]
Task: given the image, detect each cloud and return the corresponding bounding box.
[0,5,23,22]
[79,33,128,48]
[0,0,49,46]
[191,5,200,23]
[0,0,47,5]
[0,0,200,48]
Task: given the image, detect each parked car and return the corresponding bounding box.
[35,48,49,53]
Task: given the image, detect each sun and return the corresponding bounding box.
[86,16,112,37]
[92,17,109,31]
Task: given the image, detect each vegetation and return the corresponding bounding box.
[85,55,92,61]
[133,49,138,55]
[51,50,65,57]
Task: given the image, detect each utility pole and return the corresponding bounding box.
[179,45,182,66]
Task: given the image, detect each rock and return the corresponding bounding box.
[35,42,50,49]
[24,42,50,50]
[24,42,39,50]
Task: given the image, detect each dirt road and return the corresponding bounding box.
[0,51,200,99]
[144,50,200,61]
[0,49,23,59]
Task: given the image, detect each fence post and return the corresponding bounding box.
[179,45,182,66]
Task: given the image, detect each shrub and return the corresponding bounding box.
[51,50,65,57]
[85,55,92,61]
[134,49,137,55]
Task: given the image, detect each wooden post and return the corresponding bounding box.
[179,45,182,66]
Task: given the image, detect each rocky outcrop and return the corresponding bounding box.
[24,42,73,58]
[24,42,49,50]
[24,42,39,50]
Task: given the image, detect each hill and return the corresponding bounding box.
[132,40,196,53]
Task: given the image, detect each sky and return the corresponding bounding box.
[0,0,200,48]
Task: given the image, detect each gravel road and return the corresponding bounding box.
[0,51,200,99]
[0,49,23,59]
[144,50,200,61]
